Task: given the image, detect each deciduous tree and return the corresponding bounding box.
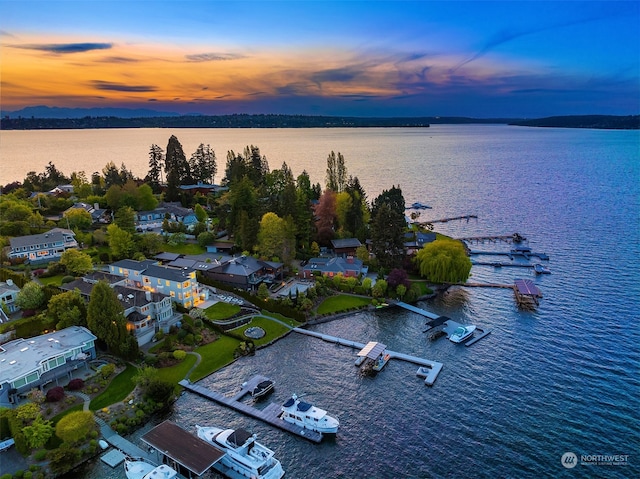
[415,239,472,283]
[107,223,135,259]
[47,289,87,329]
[15,281,45,310]
[59,249,93,276]
[55,411,95,444]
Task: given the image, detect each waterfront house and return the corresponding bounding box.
[404,231,437,255]
[0,326,96,407]
[301,256,366,279]
[60,275,178,344]
[109,259,209,309]
[0,280,20,321]
[202,255,283,290]
[8,228,78,262]
[331,238,362,257]
[136,202,198,232]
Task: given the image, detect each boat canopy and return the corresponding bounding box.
[283,397,295,408]
[297,401,312,412]
[228,428,253,448]
[357,341,387,359]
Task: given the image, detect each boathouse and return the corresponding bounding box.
[141,421,225,478]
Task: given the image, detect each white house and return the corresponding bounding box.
[0,326,96,407]
[8,228,78,262]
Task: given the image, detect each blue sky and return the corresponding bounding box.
[1,0,638,117]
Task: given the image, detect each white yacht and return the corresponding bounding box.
[449,325,476,343]
[280,394,339,434]
[196,425,285,479]
[124,458,178,479]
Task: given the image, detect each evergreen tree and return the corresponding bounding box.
[87,281,138,359]
[370,203,406,271]
[371,185,405,218]
[114,206,136,234]
[189,144,217,184]
[145,144,164,192]
[102,161,123,188]
[164,135,190,201]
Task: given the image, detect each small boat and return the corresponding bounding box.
[448,325,476,343]
[533,263,551,274]
[372,352,391,371]
[511,245,532,254]
[124,458,178,479]
[252,379,275,399]
[281,394,339,434]
[196,425,285,479]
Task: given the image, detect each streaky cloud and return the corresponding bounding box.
[98,56,140,63]
[452,7,633,72]
[11,42,112,54]
[91,80,156,92]
[185,52,244,62]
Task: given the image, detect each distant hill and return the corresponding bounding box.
[509,115,639,130]
[0,113,521,130]
[1,105,181,119]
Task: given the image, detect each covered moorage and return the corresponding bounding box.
[513,278,543,308]
[141,421,225,478]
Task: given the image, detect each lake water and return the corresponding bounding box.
[2,126,639,478]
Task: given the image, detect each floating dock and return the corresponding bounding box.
[459,233,526,245]
[292,328,443,386]
[468,249,549,261]
[178,378,323,443]
[471,261,534,268]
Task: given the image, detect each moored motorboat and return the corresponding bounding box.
[251,379,275,399]
[280,394,339,434]
[448,325,476,343]
[124,458,178,479]
[196,425,285,479]
[533,263,551,274]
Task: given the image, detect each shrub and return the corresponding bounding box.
[60,276,75,285]
[46,387,64,402]
[99,252,110,263]
[34,449,47,461]
[172,349,187,361]
[55,411,95,444]
[67,378,84,391]
[100,363,115,379]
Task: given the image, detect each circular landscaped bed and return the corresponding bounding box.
[244,326,265,339]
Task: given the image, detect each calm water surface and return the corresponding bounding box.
[2,126,637,478]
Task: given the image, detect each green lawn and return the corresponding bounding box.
[240,316,292,347]
[89,364,139,411]
[259,310,300,327]
[39,274,65,286]
[161,243,206,255]
[190,335,241,382]
[204,302,241,320]
[156,354,197,385]
[316,294,371,315]
[409,281,433,296]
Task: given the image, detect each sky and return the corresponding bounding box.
[1,0,638,118]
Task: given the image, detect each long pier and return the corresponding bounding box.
[459,233,526,245]
[179,378,323,443]
[292,327,443,386]
[414,214,478,225]
[471,261,534,268]
[393,301,440,320]
[468,250,549,260]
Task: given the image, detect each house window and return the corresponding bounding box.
[165,280,170,286]
[13,377,27,389]
[178,293,182,300]
[170,291,175,298]
[183,281,190,288]
[144,278,150,284]
[26,372,39,384]
[177,283,181,289]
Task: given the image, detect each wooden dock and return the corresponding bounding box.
[459,233,526,245]
[468,249,549,261]
[414,214,478,225]
[292,327,444,386]
[178,378,323,443]
[471,261,534,268]
[465,328,491,347]
[393,301,440,320]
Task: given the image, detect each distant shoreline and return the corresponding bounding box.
[1,113,637,130]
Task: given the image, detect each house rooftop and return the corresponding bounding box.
[144,264,195,282]
[110,259,158,271]
[0,326,96,384]
[9,229,75,249]
[331,238,362,249]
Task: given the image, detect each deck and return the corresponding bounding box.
[178,378,324,443]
